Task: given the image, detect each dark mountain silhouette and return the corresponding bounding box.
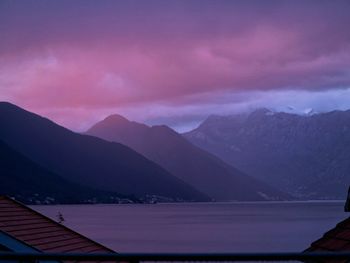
[0,102,208,202]
[185,108,350,199]
[86,114,290,201]
[0,139,139,204]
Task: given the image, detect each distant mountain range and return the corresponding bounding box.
[0,102,208,203]
[7,101,347,202]
[185,108,350,199]
[86,114,290,201]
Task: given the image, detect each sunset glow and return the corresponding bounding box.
[1,0,350,131]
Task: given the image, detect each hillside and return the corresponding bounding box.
[0,139,140,204]
[86,114,290,201]
[0,102,208,202]
[185,109,350,199]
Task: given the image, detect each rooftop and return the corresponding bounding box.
[0,196,114,253]
[306,216,350,253]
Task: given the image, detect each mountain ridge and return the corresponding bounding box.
[87,113,291,201]
[185,108,350,199]
[0,102,208,202]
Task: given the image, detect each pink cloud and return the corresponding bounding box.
[1,0,350,130]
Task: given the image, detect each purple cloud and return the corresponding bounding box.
[0,0,350,130]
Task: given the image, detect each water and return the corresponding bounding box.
[33,201,347,253]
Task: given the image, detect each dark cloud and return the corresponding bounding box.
[0,0,350,130]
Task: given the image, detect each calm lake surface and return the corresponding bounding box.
[33,201,347,253]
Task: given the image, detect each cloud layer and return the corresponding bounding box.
[1,0,350,130]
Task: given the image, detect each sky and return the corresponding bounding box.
[1,0,350,132]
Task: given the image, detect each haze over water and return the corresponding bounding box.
[34,201,346,252]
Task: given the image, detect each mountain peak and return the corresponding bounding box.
[0,101,23,111]
[103,114,130,124]
[303,108,317,116]
[0,101,14,106]
[250,108,274,116]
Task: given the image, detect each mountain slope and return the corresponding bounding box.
[0,102,208,202]
[86,114,290,201]
[0,139,139,204]
[185,109,350,199]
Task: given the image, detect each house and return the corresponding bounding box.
[0,195,114,254]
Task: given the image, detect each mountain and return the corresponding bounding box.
[86,114,290,201]
[184,108,350,199]
[0,102,208,202]
[0,139,140,204]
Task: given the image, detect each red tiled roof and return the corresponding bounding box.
[306,216,350,253]
[0,196,114,253]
